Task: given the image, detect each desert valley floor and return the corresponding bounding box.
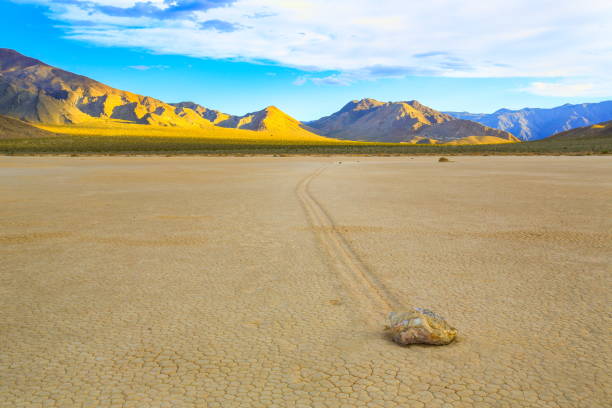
[1,155,611,408]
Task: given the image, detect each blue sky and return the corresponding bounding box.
[2,0,611,120]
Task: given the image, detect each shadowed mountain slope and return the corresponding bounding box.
[307,98,517,143]
[0,114,56,139]
[307,99,453,142]
[446,101,612,141]
[545,120,612,140]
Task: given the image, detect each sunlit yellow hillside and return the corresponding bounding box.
[442,135,518,145]
[36,120,519,145]
[403,134,517,145]
[37,118,343,143]
[218,106,324,139]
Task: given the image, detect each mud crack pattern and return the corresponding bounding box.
[1,156,610,407]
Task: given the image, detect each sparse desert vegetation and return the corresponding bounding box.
[1,132,610,155]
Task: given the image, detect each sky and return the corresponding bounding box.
[2,0,612,120]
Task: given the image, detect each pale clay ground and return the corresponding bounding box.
[1,156,611,408]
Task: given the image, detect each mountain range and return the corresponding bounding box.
[0,48,335,142]
[446,101,612,141]
[0,48,518,144]
[1,48,610,144]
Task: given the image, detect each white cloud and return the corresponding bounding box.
[293,73,354,86]
[292,76,307,86]
[310,75,353,86]
[522,78,612,97]
[128,64,169,70]
[16,0,612,95]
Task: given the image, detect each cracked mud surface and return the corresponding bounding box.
[1,156,611,407]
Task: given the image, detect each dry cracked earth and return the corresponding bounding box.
[1,155,611,408]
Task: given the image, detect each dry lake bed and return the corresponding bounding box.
[1,155,611,408]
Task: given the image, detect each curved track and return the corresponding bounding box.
[296,165,401,321]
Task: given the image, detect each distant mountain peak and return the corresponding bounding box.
[340,98,384,113]
[357,97,383,104]
[215,104,325,139]
[308,98,512,143]
[493,108,512,114]
[404,99,423,107]
[263,105,282,113]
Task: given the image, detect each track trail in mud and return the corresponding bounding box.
[296,164,401,323]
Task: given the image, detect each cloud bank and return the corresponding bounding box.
[18,0,612,96]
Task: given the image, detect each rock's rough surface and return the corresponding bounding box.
[387,308,457,346]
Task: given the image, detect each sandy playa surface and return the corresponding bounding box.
[1,155,611,408]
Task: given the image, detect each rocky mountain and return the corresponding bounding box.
[0,48,331,142]
[0,48,222,127]
[446,101,612,141]
[169,102,321,139]
[0,48,523,144]
[545,120,612,140]
[307,98,518,143]
[217,105,320,138]
[0,114,56,139]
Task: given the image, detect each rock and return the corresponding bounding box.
[386,308,457,346]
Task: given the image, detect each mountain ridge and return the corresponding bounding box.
[307,98,518,143]
[0,48,217,127]
[0,48,566,145]
[446,101,612,141]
